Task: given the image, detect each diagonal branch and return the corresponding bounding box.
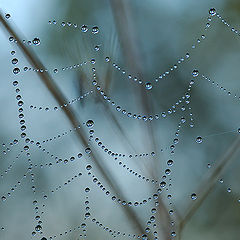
[0,13,145,234]
[177,136,240,239]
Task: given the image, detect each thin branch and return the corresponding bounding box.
[0,13,145,234]
[109,1,171,239]
[177,136,240,239]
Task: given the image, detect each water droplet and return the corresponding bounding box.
[219,179,224,184]
[32,38,40,46]
[142,234,148,240]
[145,82,152,90]
[85,187,90,193]
[85,148,91,154]
[167,160,173,166]
[24,146,29,151]
[196,136,203,144]
[165,169,171,175]
[209,8,216,16]
[41,237,47,240]
[13,68,20,74]
[9,36,14,42]
[192,69,199,77]
[86,120,94,128]
[86,165,92,170]
[5,14,11,19]
[1,196,6,202]
[159,181,166,188]
[53,69,58,73]
[94,45,100,51]
[191,193,197,200]
[81,25,88,32]
[35,225,42,232]
[92,26,99,34]
[12,58,18,65]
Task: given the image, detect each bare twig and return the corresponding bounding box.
[109,1,171,239]
[177,136,240,239]
[0,13,145,234]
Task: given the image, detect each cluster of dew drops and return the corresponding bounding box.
[3,7,240,240]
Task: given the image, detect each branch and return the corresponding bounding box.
[177,136,240,239]
[0,13,145,234]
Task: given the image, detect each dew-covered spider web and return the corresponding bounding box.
[1,2,240,240]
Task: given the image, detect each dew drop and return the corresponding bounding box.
[13,68,20,74]
[81,25,88,32]
[86,120,94,128]
[35,225,42,232]
[145,82,152,90]
[159,181,166,188]
[219,179,224,184]
[192,69,199,77]
[196,136,203,144]
[32,38,40,46]
[209,8,216,16]
[86,165,92,170]
[5,13,11,19]
[11,58,18,65]
[142,234,148,240]
[24,146,29,151]
[191,193,197,200]
[1,196,6,202]
[85,148,91,154]
[94,45,100,51]
[92,26,99,34]
[53,68,58,73]
[167,160,173,166]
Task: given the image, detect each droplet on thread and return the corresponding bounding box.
[32,38,40,46]
[209,8,216,16]
[196,136,203,144]
[81,25,88,32]
[192,69,199,77]
[145,82,153,90]
[191,193,197,200]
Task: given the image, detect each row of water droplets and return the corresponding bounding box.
[2,7,240,240]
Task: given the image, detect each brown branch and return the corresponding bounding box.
[0,13,145,234]
[109,1,171,239]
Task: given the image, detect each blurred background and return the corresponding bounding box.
[0,0,240,239]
